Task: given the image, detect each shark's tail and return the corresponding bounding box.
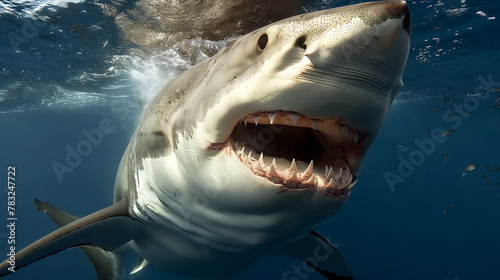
[34,198,125,280]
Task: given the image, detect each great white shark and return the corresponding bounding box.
[0,1,411,279]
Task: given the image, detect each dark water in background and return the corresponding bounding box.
[0,0,499,279]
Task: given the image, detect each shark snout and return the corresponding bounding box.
[300,0,411,66]
[284,1,411,131]
[386,1,411,35]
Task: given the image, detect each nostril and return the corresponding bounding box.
[295,36,307,50]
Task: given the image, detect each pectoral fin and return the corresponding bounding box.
[34,198,127,280]
[284,230,353,280]
[0,199,135,278]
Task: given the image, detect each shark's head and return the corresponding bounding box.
[202,0,411,186]
[190,1,410,196]
[131,1,410,264]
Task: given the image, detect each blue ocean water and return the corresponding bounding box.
[0,0,499,280]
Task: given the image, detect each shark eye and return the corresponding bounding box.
[257,34,268,50]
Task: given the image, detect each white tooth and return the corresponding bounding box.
[288,113,299,125]
[269,163,279,177]
[254,115,260,125]
[287,170,298,182]
[347,179,358,190]
[335,167,342,180]
[304,173,317,185]
[244,119,248,125]
[248,151,253,161]
[289,158,298,172]
[271,158,277,168]
[256,159,263,170]
[340,181,350,190]
[259,152,265,166]
[326,167,333,180]
[324,165,329,177]
[268,113,277,124]
[240,146,245,155]
[303,160,314,177]
[311,119,318,130]
[325,178,334,189]
[354,131,359,144]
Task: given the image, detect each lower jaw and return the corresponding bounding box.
[221,140,355,198]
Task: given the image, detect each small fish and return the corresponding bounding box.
[479,174,490,179]
[426,128,430,136]
[430,108,440,113]
[443,95,453,103]
[444,111,460,119]
[495,96,500,103]
[439,153,448,161]
[440,129,456,138]
[443,204,453,215]
[493,87,500,92]
[484,165,500,172]
[463,162,477,176]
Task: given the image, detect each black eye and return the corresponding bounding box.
[258,34,268,50]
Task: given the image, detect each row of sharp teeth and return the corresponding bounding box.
[244,112,313,127]
[237,146,353,190]
[242,112,361,145]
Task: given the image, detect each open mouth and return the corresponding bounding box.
[215,110,368,197]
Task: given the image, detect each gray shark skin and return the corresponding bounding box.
[0,1,411,280]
